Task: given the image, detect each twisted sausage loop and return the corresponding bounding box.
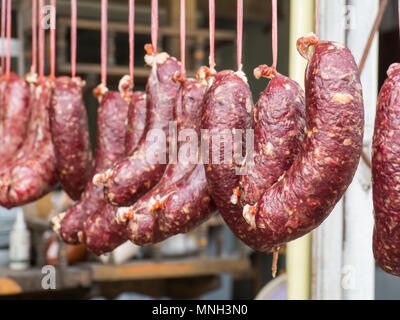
[203,35,363,255]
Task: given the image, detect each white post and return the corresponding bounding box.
[312,0,346,300]
[342,0,377,300]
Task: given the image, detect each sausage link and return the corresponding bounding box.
[240,36,364,251]
[126,91,147,155]
[83,78,208,254]
[94,49,180,207]
[372,63,400,277]
[54,91,128,244]
[0,79,58,208]
[81,88,148,255]
[201,70,253,245]
[0,73,30,166]
[203,36,364,253]
[49,76,93,200]
[239,70,305,205]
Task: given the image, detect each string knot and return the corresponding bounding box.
[254,65,277,80]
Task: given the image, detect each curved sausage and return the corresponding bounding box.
[217,35,364,252]
[81,87,148,255]
[49,76,93,200]
[83,78,208,254]
[239,68,305,205]
[0,78,58,208]
[372,63,400,277]
[53,91,129,244]
[93,47,181,207]
[0,72,30,166]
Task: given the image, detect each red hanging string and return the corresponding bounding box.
[1,0,6,72]
[129,0,134,82]
[151,0,158,52]
[5,0,11,77]
[50,0,56,79]
[209,0,215,70]
[71,0,77,78]
[31,0,37,74]
[272,0,277,70]
[180,0,185,78]
[101,0,107,86]
[315,0,319,38]
[39,0,44,81]
[236,0,243,71]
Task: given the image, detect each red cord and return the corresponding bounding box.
[71,0,77,78]
[272,0,277,70]
[50,0,56,79]
[1,0,6,72]
[101,0,107,86]
[129,0,134,82]
[5,0,10,77]
[39,0,44,81]
[180,0,185,78]
[315,0,319,38]
[209,0,215,70]
[237,0,243,71]
[151,0,158,52]
[31,0,37,74]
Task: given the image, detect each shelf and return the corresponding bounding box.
[0,256,251,296]
[90,257,251,282]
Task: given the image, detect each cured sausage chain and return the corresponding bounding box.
[53,89,129,244]
[81,86,147,255]
[93,45,180,207]
[372,63,400,277]
[0,78,58,208]
[204,34,364,252]
[116,78,216,247]
[49,77,93,201]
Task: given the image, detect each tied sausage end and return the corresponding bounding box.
[119,75,134,103]
[297,33,319,61]
[52,212,66,236]
[254,65,277,80]
[93,83,109,102]
[242,204,257,230]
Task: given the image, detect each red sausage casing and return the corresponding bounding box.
[0,79,58,208]
[49,76,93,200]
[82,90,147,255]
[0,73,31,166]
[54,91,128,244]
[372,63,400,277]
[239,73,305,205]
[95,52,180,207]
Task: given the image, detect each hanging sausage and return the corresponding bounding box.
[0,0,58,209]
[93,0,181,208]
[49,0,93,201]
